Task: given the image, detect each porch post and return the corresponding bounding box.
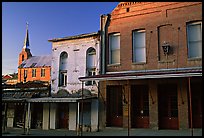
[76,101,80,136]
[3,103,8,133]
[127,80,130,136]
[23,102,27,134]
[81,81,84,136]
[26,102,31,135]
[188,77,193,136]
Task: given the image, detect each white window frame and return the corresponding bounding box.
[85,69,96,86]
[87,48,96,69]
[132,29,146,63]
[41,68,45,77]
[187,21,202,59]
[109,33,120,65]
[59,71,67,87]
[32,69,36,77]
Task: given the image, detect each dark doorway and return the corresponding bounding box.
[158,83,178,129]
[189,80,202,128]
[106,85,123,127]
[14,103,24,128]
[131,85,149,128]
[58,103,69,129]
[31,103,43,129]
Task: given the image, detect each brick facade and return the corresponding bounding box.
[97,2,202,130]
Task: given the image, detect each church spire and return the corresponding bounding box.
[23,22,30,49]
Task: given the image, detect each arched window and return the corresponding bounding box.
[59,51,68,70]
[22,55,24,61]
[86,47,96,86]
[59,51,68,87]
[86,47,96,69]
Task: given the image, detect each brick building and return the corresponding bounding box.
[18,23,51,84]
[79,2,202,130]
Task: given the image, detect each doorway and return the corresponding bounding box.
[106,85,123,127]
[158,83,178,129]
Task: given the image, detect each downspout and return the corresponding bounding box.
[100,14,109,75]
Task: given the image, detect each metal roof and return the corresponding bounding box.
[19,55,51,68]
[79,67,202,81]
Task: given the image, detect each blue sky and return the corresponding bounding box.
[2,2,119,75]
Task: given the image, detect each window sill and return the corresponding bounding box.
[132,62,146,65]
[188,57,202,61]
[59,85,67,87]
[107,63,121,67]
[158,59,175,63]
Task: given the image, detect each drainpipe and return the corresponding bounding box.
[100,14,109,75]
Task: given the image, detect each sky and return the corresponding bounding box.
[2,2,119,75]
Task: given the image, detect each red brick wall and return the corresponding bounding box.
[106,2,202,72]
[18,49,32,66]
[17,67,51,83]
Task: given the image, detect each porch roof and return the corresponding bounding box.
[79,67,202,81]
[26,96,97,103]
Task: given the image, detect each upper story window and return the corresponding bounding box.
[22,55,24,61]
[59,51,68,70]
[132,29,146,63]
[41,68,45,77]
[187,21,202,59]
[86,47,96,86]
[32,69,36,77]
[109,33,120,64]
[59,70,67,87]
[59,51,68,87]
[86,47,96,69]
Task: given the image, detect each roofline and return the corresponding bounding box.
[48,32,99,42]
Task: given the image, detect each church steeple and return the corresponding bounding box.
[23,22,30,49]
[18,22,32,66]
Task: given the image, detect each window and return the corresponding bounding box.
[59,51,68,87]
[59,71,67,87]
[85,69,96,86]
[86,48,96,69]
[22,55,24,61]
[24,70,27,82]
[41,68,45,77]
[109,33,120,64]
[86,47,96,86]
[133,30,146,63]
[24,70,27,78]
[32,69,36,77]
[187,22,202,59]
